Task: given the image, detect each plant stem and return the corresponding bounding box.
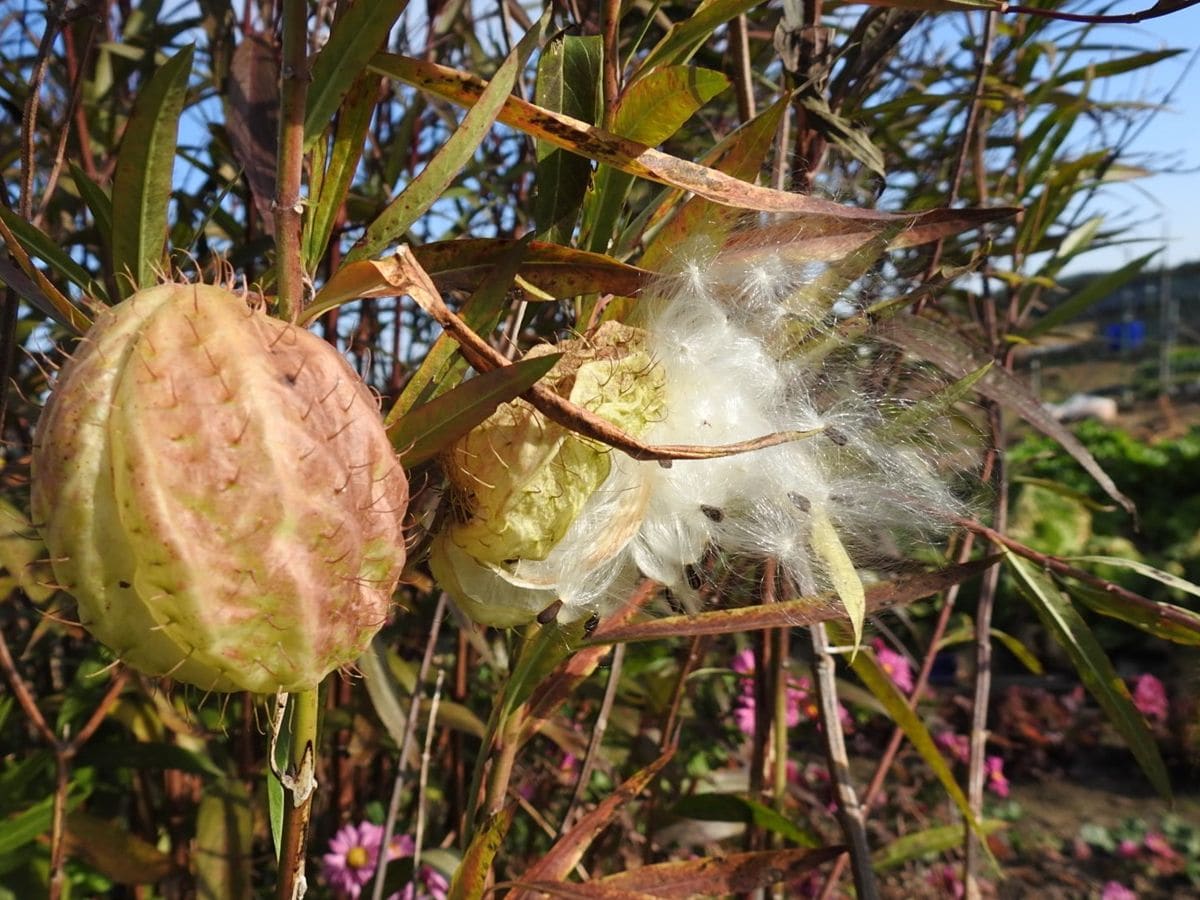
[810,623,878,900]
[374,594,447,900]
[276,688,319,900]
[275,0,309,321]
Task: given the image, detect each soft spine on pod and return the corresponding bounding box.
[434,236,964,628]
[32,284,409,693]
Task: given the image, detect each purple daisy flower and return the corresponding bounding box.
[322,821,384,898]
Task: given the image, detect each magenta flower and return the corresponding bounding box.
[323,822,384,898]
[1117,838,1140,859]
[1101,881,1137,900]
[926,864,965,899]
[731,647,755,676]
[387,833,450,900]
[1132,674,1168,725]
[871,639,914,694]
[730,651,828,737]
[1143,831,1178,860]
[985,755,1009,798]
[936,731,970,764]
[323,824,449,900]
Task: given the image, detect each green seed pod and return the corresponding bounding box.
[434,321,667,628]
[32,284,408,693]
[441,321,664,568]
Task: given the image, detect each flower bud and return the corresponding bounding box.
[32,284,408,693]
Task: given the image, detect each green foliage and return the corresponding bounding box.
[1,0,1197,896]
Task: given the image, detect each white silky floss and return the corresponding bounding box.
[455,242,964,626]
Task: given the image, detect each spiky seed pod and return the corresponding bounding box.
[432,321,664,626]
[440,321,663,566]
[32,284,408,693]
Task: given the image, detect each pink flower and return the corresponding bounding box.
[322,824,449,900]
[387,833,450,900]
[985,755,1009,798]
[731,648,756,675]
[323,822,384,898]
[1117,838,1140,859]
[1132,674,1168,725]
[730,652,817,736]
[872,640,914,694]
[1101,881,1137,900]
[733,694,758,735]
[936,731,970,764]
[927,864,965,899]
[1143,831,1177,860]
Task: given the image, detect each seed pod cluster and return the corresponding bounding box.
[32,284,409,693]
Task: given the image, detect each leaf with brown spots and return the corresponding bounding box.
[370,53,1016,249]
[586,558,999,645]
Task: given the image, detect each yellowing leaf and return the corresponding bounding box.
[809,506,865,650]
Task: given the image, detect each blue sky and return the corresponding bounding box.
[1062,4,1200,275]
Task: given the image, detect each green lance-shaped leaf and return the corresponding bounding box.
[669,794,821,847]
[346,11,549,264]
[583,65,730,253]
[1068,556,1200,602]
[1005,549,1171,800]
[630,0,763,82]
[390,353,563,467]
[810,505,866,651]
[1070,582,1200,647]
[69,163,114,267]
[1056,49,1185,85]
[303,72,378,270]
[534,34,602,242]
[940,622,1044,675]
[0,781,89,855]
[0,206,105,302]
[304,0,408,147]
[878,362,993,440]
[448,808,514,900]
[876,314,1135,515]
[111,44,193,295]
[830,622,998,867]
[873,821,1007,871]
[796,93,886,178]
[1027,251,1158,337]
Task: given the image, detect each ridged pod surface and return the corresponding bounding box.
[32,284,408,693]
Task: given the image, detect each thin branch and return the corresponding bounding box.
[373,593,448,900]
[1002,0,1200,25]
[412,669,445,895]
[922,8,996,283]
[601,0,621,128]
[274,0,309,320]
[35,11,101,228]
[559,643,625,835]
[811,623,879,900]
[730,14,756,123]
[0,625,57,746]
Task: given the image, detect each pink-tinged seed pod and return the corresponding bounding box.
[31,284,408,693]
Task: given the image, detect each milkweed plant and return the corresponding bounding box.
[1,1,1197,899]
